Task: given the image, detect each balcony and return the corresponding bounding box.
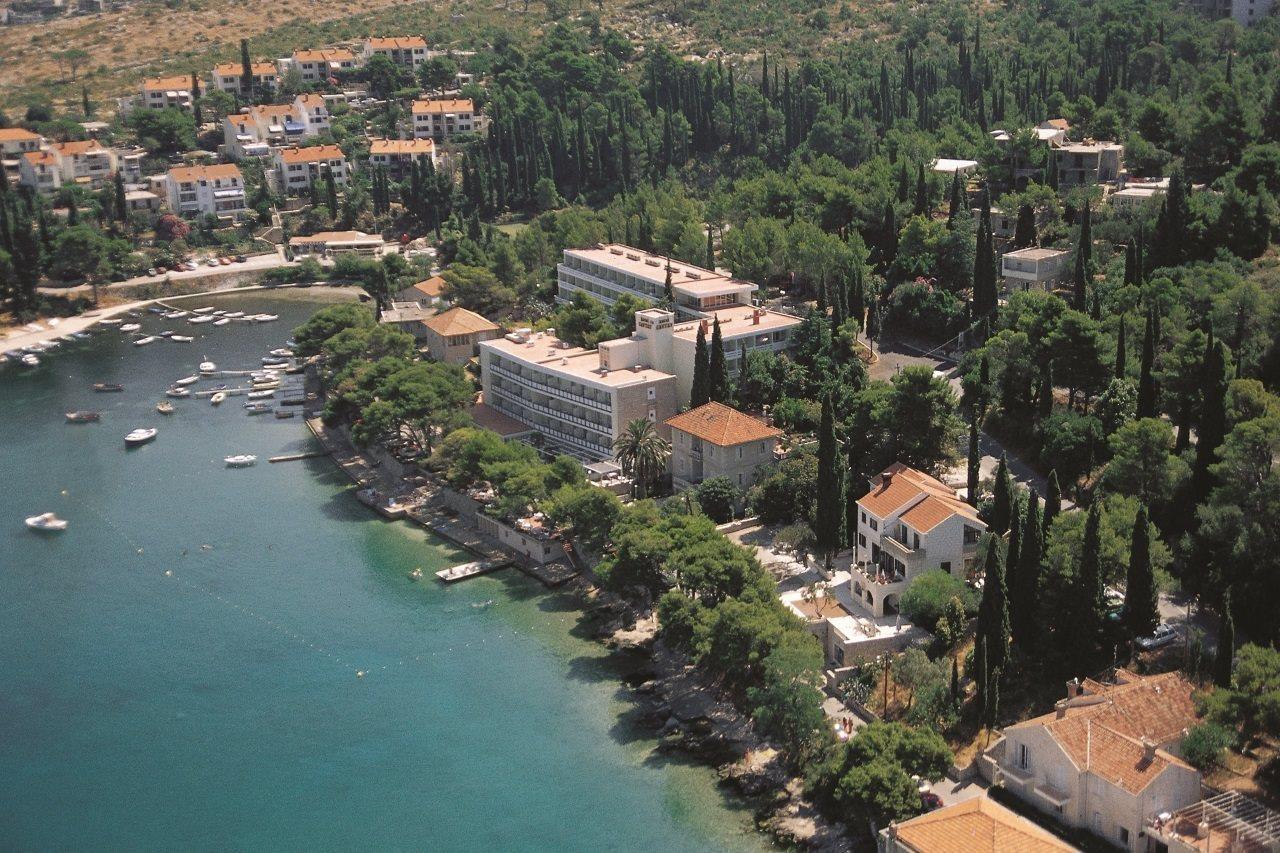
[489,362,611,414]
[490,396,611,458]
[852,561,906,591]
[883,534,924,563]
[490,384,612,436]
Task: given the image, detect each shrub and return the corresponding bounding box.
[900,571,977,630]
[1181,722,1232,771]
[694,476,740,524]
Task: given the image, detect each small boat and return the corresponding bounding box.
[98,318,123,326]
[409,568,423,581]
[157,330,175,337]
[119,323,141,333]
[212,318,230,326]
[210,391,227,405]
[21,354,39,367]
[175,375,199,386]
[251,379,280,389]
[247,389,274,399]
[147,306,166,314]
[193,306,216,314]
[72,332,91,340]
[133,336,160,346]
[156,401,175,415]
[93,383,124,392]
[124,427,157,447]
[244,402,271,414]
[285,339,297,348]
[164,310,189,319]
[224,454,257,467]
[199,360,217,374]
[165,386,190,398]
[189,315,216,325]
[59,335,76,343]
[223,311,245,319]
[273,410,295,419]
[269,348,294,358]
[26,512,68,532]
[169,335,194,343]
[250,371,279,382]
[252,314,279,323]
[261,357,289,366]
[65,411,101,423]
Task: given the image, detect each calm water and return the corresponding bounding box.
[0,293,766,852]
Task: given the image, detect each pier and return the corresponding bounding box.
[435,558,511,583]
[268,451,326,463]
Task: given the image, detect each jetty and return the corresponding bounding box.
[435,558,510,583]
[268,450,326,463]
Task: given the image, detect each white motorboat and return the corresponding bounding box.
[244,402,271,414]
[211,310,226,316]
[119,323,141,332]
[164,310,189,319]
[175,375,199,386]
[26,512,68,532]
[247,389,275,399]
[169,335,194,342]
[165,386,190,398]
[124,427,157,447]
[193,306,216,314]
[269,348,294,357]
[252,314,280,323]
[133,336,160,346]
[210,391,227,405]
[157,330,175,337]
[20,354,39,367]
[222,311,245,319]
[250,371,279,382]
[98,318,123,326]
[212,318,230,326]
[156,401,175,415]
[224,454,257,467]
[261,357,289,366]
[189,315,216,325]
[199,360,217,374]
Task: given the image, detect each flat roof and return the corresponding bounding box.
[671,305,801,342]
[564,244,756,294]
[932,158,979,172]
[481,330,675,388]
[1004,247,1070,260]
[289,230,379,244]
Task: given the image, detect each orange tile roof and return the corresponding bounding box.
[369,138,436,155]
[1049,716,1183,795]
[289,231,379,244]
[226,114,254,129]
[412,98,474,114]
[167,163,242,183]
[277,145,344,164]
[899,494,970,533]
[293,48,355,63]
[425,306,500,337]
[143,75,193,90]
[365,36,428,49]
[251,104,295,120]
[52,140,108,157]
[294,93,327,110]
[23,150,56,166]
[892,796,1074,853]
[407,276,445,297]
[665,402,782,447]
[213,61,277,77]
[0,128,41,142]
[859,463,977,523]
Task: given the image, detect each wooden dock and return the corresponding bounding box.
[435,558,511,583]
[268,450,327,463]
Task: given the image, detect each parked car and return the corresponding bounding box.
[206,258,219,268]
[234,255,247,263]
[920,792,943,812]
[219,257,231,265]
[1137,623,1179,651]
[147,268,157,277]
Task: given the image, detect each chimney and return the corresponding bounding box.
[699,319,709,335]
[1141,738,1157,762]
[882,471,893,486]
[1066,678,1081,700]
[1054,699,1068,719]
[752,308,761,325]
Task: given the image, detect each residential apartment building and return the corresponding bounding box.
[852,464,986,617]
[556,244,758,319]
[0,127,44,184]
[362,36,429,68]
[478,310,680,461]
[211,61,279,95]
[411,98,480,141]
[272,144,348,195]
[139,76,194,111]
[18,150,61,192]
[18,139,118,193]
[222,103,311,158]
[1001,247,1072,293]
[667,306,800,404]
[422,306,501,364]
[287,49,357,83]
[222,113,271,159]
[367,138,436,179]
[666,401,781,491]
[878,796,1074,853]
[292,93,331,137]
[164,163,246,220]
[1054,141,1124,187]
[995,671,1202,853]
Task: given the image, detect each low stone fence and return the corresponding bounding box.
[715,516,761,535]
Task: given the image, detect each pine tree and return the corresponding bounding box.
[1114,317,1126,379]
[708,317,728,403]
[1043,470,1062,540]
[1190,338,1228,508]
[1214,589,1235,688]
[691,323,710,407]
[1011,492,1043,652]
[976,536,1011,679]
[814,395,846,570]
[1122,505,1159,637]
[1136,309,1157,418]
[966,416,981,506]
[990,453,1013,535]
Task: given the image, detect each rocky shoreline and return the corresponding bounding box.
[572,583,852,851]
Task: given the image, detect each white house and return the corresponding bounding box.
[18,150,61,192]
[286,49,357,84]
[879,796,1075,853]
[362,36,429,68]
[211,61,279,95]
[557,244,758,319]
[1001,246,1072,293]
[273,144,348,195]
[164,163,247,220]
[139,75,194,111]
[852,463,986,617]
[995,670,1203,853]
[0,127,44,184]
[411,98,481,141]
[292,93,331,137]
[19,139,117,192]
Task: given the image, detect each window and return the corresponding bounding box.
[1119,827,1129,845]
[737,447,743,459]
[941,561,952,574]
[861,511,866,523]
[1018,743,1029,770]
[869,519,878,531]
[646,387,656,401]
[858,534,866,547]
[1092,812,1102,834]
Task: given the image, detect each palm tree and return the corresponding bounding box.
[613,418,669,499]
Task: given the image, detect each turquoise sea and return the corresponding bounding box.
[0,292,768,852]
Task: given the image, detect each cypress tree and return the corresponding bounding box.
[240,38,253,97]
[1011,492,1042,652]
[850,267,865,328]
[974,633,988,719]
[990,453,1013,535]
[1072,210,1090,312]
[951,655,960,706]
[191,72,202,126]
[880,200,897,268]
[705,225,715,270]
[324,168,338,215]
[972,186,996,317]
[1263,81,1280,144]
[1038,360,1054,418]
[691,323,710,407]
[1123,238,1138,286]
[1214,588,1235,688]
[1013,202,1036,248]
[113,171,127,223]
[913,163,928,216]
[1114,317,1126,379]
[1190,338,1228,508]
[1122,505,1159,637]
[896,160,910,202]
[947,171,963,226]
[976,536,1010,679]
[1068,504,1106,674]
[966,416,980,506]
[82,85,92,118]
[1043,470,1062,540]
[1136,309,1157,418]
[814,395,846,570]
[708,317,728,403]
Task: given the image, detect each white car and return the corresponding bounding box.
[1136,623,1179,651]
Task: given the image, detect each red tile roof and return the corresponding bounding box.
[424,307,499,337]
[665,402,781,447]
[891,796,1074,852]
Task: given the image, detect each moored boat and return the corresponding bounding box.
[273,409,295,419]
[98,318,123,326]
[246,389,274,399]
[193,306,216,314]
[269,348,294,357]
[124,427,157,447]
[169,335,194,342]
[222,311,245,319]
[224,454,257,467]
[245,402,271,414]
[25,512,68,532]
[165,386,190,398]
[65,411,101,423]
[119,323,141,332]
[210,391,228,405]
[198,360,217,374]
[175,375,199,386]
[252,314,280,323]
[212,318,230,326]
[133,336,160,346]
[164,310,189,319]
[21,354,39,367]
[189,315,216,325]
[93,383,124,392]
[156,401,175,415]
